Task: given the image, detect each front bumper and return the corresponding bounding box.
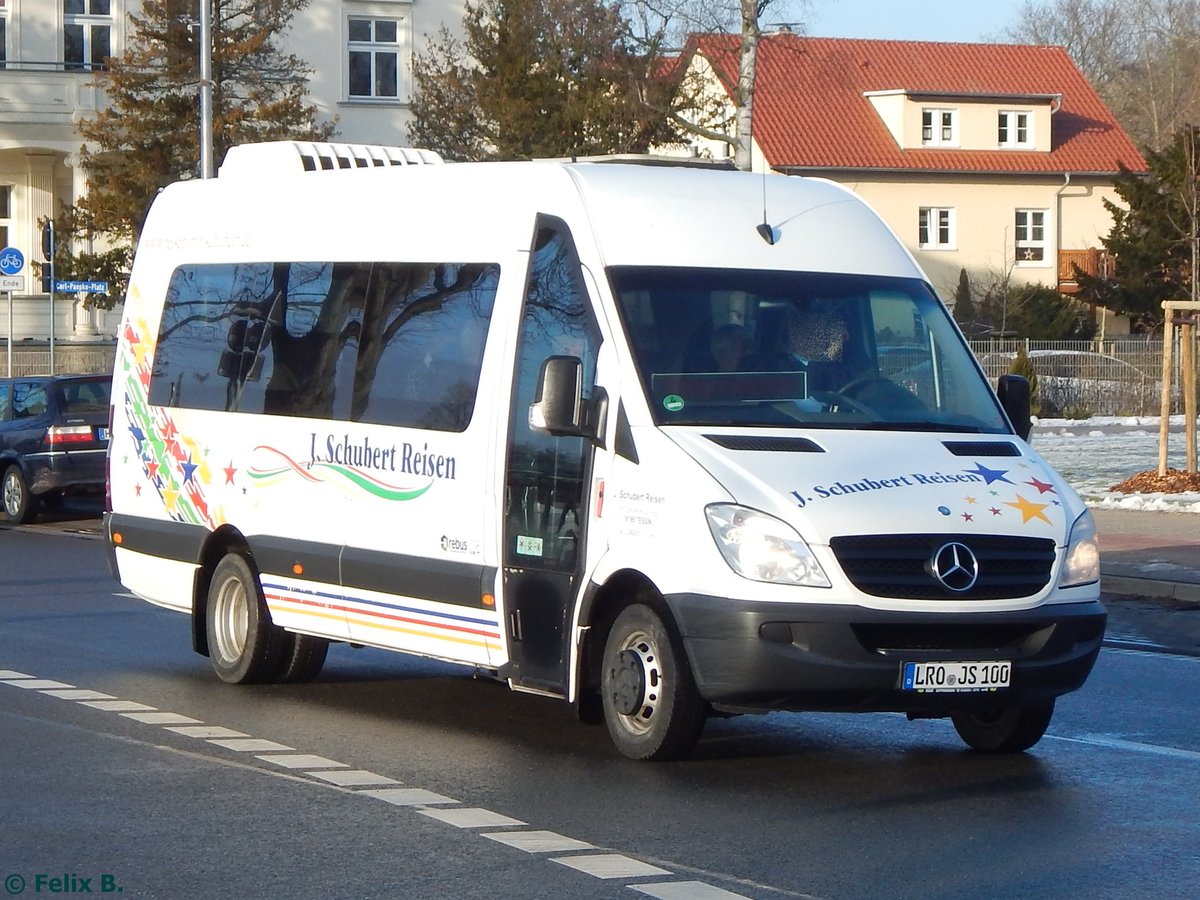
[664,594,1106,713]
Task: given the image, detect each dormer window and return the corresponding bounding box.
[999,111,1033,148]
[921,108,957,146]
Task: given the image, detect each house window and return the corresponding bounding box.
[64,0,112,71]
[1015,209,1047,263]
[347,16,403,100]
[1,0,8,69]
[999,111,1032,147]
[919,207,954,249]
[921,109,957,146]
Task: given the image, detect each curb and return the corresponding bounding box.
[1101,573,1200,604]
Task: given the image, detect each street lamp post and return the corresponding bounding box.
[200,0,213,179]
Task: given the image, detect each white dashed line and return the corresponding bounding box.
[361,787,459,807]
[417,807,525,828]
[122,712,203,725]
[5,665,762,899]
[11,679,75,690]
[552,854,671,879]
[207,738,293,752]
[632,882,753,899]
[256,754,347,769]
[1054,733,1200,762]
[78,700,157,711]
[40,689,116,701]
[165,725,248,739]
[306,769,399,787]
[482,830,596,853]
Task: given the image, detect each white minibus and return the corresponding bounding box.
[104,141,1105,760]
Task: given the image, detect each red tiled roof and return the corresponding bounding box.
[688,34,1147,174]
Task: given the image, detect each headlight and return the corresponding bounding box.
[705,504,831,587]
[1059,510,1100,587]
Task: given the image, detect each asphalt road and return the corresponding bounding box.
[1,519,1198,900]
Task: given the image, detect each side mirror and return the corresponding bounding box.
[997,374,1032,441]
[530,356,585,435]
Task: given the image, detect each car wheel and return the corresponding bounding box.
[601,603,706,761]
[951,703,1055,753]
[2,466,39,525]
[275,633,329,683]
[205,553,286,684]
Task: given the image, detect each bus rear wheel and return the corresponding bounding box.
[206,553,286,684]
[600,603,705,761]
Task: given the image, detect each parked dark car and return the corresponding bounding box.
[0,374,110,524]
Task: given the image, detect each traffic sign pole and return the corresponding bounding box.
[1,246,25,378]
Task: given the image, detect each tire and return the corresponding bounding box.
[205,553,286,684]
[2,466,39,525]
[951,702,1055,753]
[600,603,706,761]
[275,633,329,683]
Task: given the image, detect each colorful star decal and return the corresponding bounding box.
[961,512,974,521]
[965,462,1013,485]
[1025,477,1056,495]
[1004,493,1052,525]
[989,507,1002,516]
[224,462,238,485]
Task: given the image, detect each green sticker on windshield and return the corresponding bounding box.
[663,394,685,412]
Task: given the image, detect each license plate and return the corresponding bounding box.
[97,427,109,441]
[902,660,1011,692]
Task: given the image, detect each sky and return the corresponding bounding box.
[802,0,1028,43]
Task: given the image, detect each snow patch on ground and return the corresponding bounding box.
[1032,415,1200,512]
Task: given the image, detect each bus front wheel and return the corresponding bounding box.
[600,603,705,761]
[206,553,286,684]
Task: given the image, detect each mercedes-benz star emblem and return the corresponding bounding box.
[930,542,980,592]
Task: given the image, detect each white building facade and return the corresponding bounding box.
[0,0,462,343]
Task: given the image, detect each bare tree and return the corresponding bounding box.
[1006,0,1200,151]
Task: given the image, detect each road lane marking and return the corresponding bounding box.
[40,689,116,700]
[256,753,347,769]
[482,830,596,853]
[4,664,786,899]
[207,737,293,752]
[552,854,671,879]
[166,725,247,738]
[306,769,399,786]
[1052,733,1200,762]
[78,699,156,711]
[122,712,203,725]
[362,787,460,806]
[633,883,753,899]
[417,807,525,828]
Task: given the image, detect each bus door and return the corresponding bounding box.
[501,217,603,694]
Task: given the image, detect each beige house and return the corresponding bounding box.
[670,34,1148,332]
[0,0,462,340]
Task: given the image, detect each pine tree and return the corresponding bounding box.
[1078,125,1200,330]
[952,267,974,332]
[410,0,675,161]
[76,0,333,239]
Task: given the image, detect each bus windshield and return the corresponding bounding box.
[608,267,1010,433]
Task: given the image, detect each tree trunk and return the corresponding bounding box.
[735,0,759,171]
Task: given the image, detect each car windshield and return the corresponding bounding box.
[608,267,1010,433]
[56,378,111,414]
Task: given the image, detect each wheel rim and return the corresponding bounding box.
[3,471,20,516]
[212,576,250,664]
[607,627,662,736]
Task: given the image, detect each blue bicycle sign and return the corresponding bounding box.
[0,247,25,276]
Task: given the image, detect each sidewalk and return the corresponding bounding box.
[1093,507,1200,654]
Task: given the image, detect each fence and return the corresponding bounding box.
[0,337,1190,419]
[967,337,1189,418]
[0,341,117,378]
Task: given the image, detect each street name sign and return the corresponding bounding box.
[54,280,109,293]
